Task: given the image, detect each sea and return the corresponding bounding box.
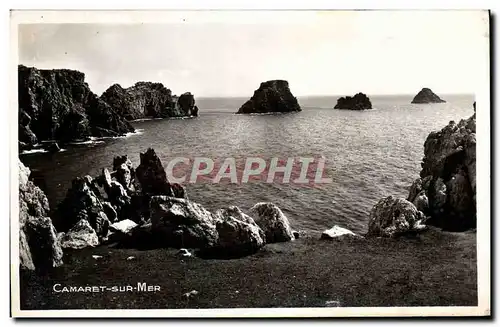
[19,94,475,235]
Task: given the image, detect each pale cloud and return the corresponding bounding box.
[18,11,488,97]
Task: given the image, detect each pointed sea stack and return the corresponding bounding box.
[334,93,372,110]
[236,80,301,114]
[411,88,446,104]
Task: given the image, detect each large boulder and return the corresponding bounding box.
[411,88,446,104]
[59,219,99,249]
[101,82,197,119]
[236,80,301,114]
[407,112,476,231]
[249,202,295,243]
[211,207,265,256]
[18,65,134,144]
[19,160,63,270]
[367,196,427,238]
[334,93,372,110]
[149,196,219,249]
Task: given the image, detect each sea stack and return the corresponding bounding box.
[411,88,446,104]
[101,83,198,120]
[18,65,135,151]
[236,80,301,114]
[334,93,372,110]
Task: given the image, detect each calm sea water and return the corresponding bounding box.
[20,94,475,234]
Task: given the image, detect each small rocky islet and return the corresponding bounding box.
[334,92,373,110]
[411,87,446,104]
[236,80,301,114]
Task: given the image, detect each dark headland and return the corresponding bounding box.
[411,88,446,104]
[18,65,198,153]
[19,102,477,309]
[236,80,301,114]
[334,93,372,110]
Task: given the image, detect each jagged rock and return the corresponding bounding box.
[101,82,197,119]
[60,219,99,249]
[110,219,138,234]
[19,160,63,270]
[236,80,301,114]
[102,201,118,222]
[321,226,363,240]
[211,207,265,256]
[334,93,372,110]
[149,196,219,249]
[19,109,38,148]
[411,88,446,104]
[135,148,187,198]
[249,202,295,243]
[407,112,476,231]
[18,65,134,144]
[112,155,134,190]
[367,196,427,238]
[54,176,110,238]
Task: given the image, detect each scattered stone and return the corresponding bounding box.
[177,248,193,257]
[321,225,362,240]
[325,300,341,307]
[92,255,103,260]
[126,256,136,261]
[292,230,300,239]
[183,290,199,298]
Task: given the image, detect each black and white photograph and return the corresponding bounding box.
[10,9,490,317]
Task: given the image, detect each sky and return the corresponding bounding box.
[17,11,489,97]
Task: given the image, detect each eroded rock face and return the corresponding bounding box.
[18,65,134,149]
[367,196,427,238]
[19,160,63,270]
[411,88,446,104]
[334,93,372,110]
[176,92,199,117]
[237,80,301,114]
[101,82,198,120]
[249,202,295,243]
[407,113,476,231]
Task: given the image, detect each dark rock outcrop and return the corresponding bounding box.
[334,93,372,110]
[101,83,198,120]
[59,219,99,249]
[19,160,63,270]
[18,65,135,149]
[407,112,476,231]
[411,88,446,104]
[367,196,427,238]
[236,80,301,114]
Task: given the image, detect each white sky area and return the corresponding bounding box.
[18,11,488,97]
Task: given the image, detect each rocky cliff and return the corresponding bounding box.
[334,93,372,110]
[367,105,476,236]
[18,65,135,150]
[411,88,446,104]
[237,80,301,114]
[407,112,476,231]
[101,83,198,120]
[19,160,63,271]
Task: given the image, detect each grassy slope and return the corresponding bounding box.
[20,227,477,310]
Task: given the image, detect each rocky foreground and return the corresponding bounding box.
[237,80,301,114]
[334,93,372,110]
[411,88,446,104]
